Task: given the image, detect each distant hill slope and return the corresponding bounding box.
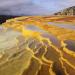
[54,6,75,16]
[0,15,19,24]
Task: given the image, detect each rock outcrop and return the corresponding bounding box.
[54,6,75,16]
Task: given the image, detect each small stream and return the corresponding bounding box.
[64,40,75,52]
[48,22,75,30]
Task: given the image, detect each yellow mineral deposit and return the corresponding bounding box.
[0,16,75,75]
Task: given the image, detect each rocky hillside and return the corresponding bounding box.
[54,6,75,16]
[0,15,19,24]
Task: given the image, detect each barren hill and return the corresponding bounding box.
[54,6,75,16]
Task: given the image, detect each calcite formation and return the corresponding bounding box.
[0,16,75,75]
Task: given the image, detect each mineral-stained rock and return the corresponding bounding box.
[0,16,75,75]
[0,27,33,75]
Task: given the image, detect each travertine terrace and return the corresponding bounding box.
[0,16,75,75]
